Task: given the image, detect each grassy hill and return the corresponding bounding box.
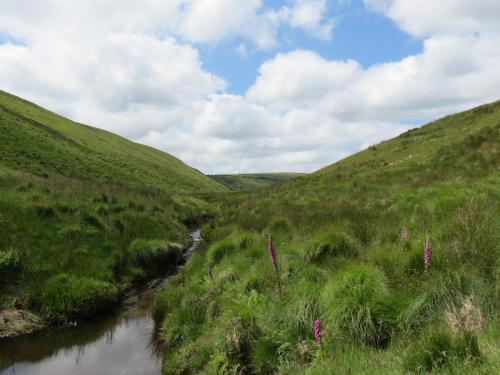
[0,90,225,193]
[0,91,224,334]
[154,101,500,374]
[209,173,306,191]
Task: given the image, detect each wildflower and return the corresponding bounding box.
[314,319,322,343]
[424,236,431,269]
[268,235,281,292]
[400,227,409,241]
[268,235,277,272]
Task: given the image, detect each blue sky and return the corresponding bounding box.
[199,0,422,94]
[1,1,499,173]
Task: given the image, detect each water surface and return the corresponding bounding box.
[0,230,201,375]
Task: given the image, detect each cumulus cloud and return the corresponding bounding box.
[364,0,500,37]
[0,1,500,174]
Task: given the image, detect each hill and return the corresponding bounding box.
[0,91,223,335]
[0,90,225,193]
[209,173,306,190]
[154,101,500,374]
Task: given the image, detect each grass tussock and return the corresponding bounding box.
[40,273,118,323]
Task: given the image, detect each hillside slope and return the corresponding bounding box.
[0,91,221,336]
[209,173,306,191]
[154,101,500,374]
[0,90,225,193]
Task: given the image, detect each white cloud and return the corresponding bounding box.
[364,0,500,37]
[286,0,335,39]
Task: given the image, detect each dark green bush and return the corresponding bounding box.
[41,273,118,323]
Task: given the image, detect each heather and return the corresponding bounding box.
[154,101,500,374]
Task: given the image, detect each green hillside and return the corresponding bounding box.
[154,101,500,374]
[0,91,223,335]
[209,173,306,190]
[0,90,225,193]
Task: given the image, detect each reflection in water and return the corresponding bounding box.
[0,295,162,375]
[0,229,202,375]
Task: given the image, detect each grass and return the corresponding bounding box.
[209,173,306,191]
[0,91,224,326]
[1,90,499,373]
[154,100,500,374]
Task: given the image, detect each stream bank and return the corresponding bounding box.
[0,229,202,375]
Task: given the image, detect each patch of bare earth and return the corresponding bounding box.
[0,309,46,338]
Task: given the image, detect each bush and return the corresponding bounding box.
[321,266,398,347]
[404,328,481,373]
[129,239,182,275]
[306,228,357,262]
[41,273,118,323]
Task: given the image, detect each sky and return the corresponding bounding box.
[1,1,500,174]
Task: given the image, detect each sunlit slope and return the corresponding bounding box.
[0,90,225,193]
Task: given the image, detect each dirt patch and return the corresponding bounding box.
[0,309,46,338]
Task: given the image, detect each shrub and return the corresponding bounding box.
[41,273,118,323]
[306,228,357,262]
[129,239,182,275]
[404,328,481,373]
[321,266,398,347]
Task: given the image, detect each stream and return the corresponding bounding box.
[0,229,202,375]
